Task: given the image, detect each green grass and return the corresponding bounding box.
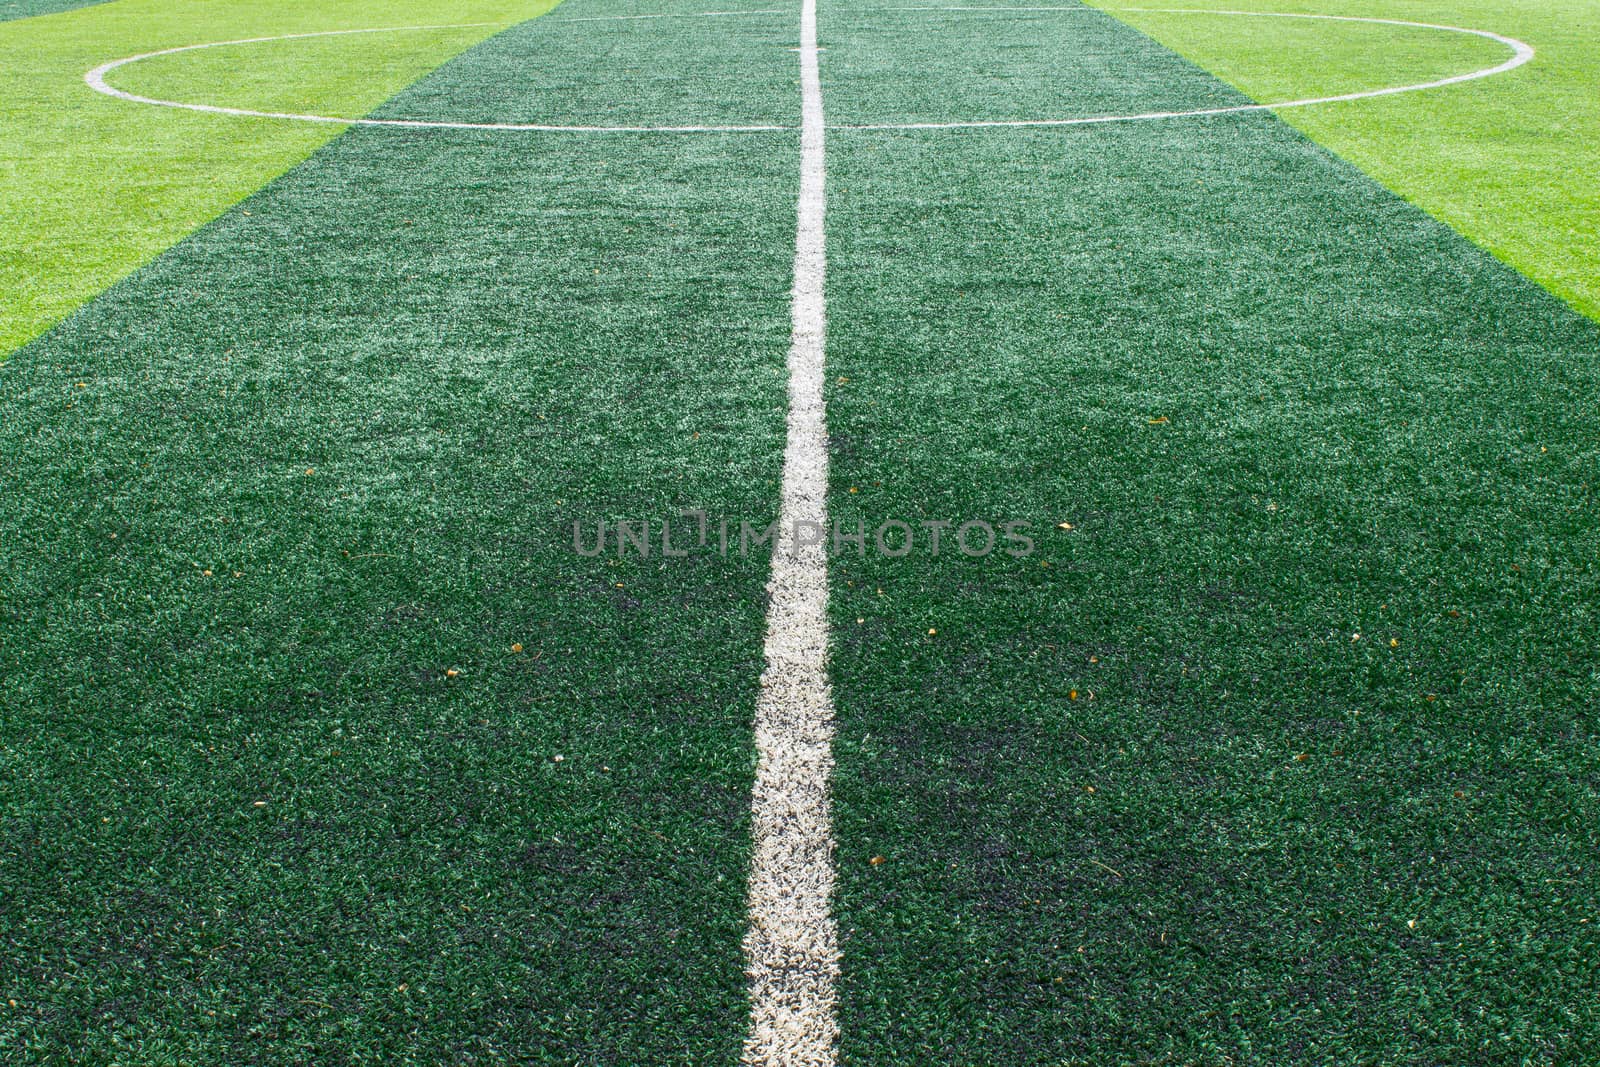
[1,2,804,1059]
[0,0,557,359]
[4,0,1599,1061]
[1098,0,1600,321]
[824,3,1599,1061]
[0,0,109,23]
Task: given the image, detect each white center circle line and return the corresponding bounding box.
[82,24,791,133]
[883,6,1097,12]
[838,10,1534,130]
[82,10,1533,135]
[550,9,785,21]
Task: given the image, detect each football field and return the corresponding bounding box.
[2,0,1597,1062]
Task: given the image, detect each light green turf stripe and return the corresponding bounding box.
[0,0,559,359]
[1091,0,1600,321]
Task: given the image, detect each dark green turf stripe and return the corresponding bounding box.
[822,3,1600,1062]
[0,4,798,1060]
[397,5,795,128]
[0,0,110,21]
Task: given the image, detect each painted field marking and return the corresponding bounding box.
[82,24,790,133]
[840,8,1535,129]
[553,9,783,20]
[886,6,1093,11]
[83,10,1532,135]
[740,0,839,1058]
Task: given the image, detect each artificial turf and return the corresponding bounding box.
[823,3,1599,1062]
[1,2,803,1060]
[1100,0,1600,322]
[0,0,557,360]
[0,0,109,23]
[4,0,1598,1062]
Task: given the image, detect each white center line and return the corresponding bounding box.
[740,0,839,1060]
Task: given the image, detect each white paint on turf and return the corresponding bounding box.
[740,0,839,1058]
[83,11,1532,135]
[839,9,1535,130]
[553,9,783,20]
[887,6,1093,11]
[82,25,790,134]
[67,4,1539,1062]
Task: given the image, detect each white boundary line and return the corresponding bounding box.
[81,10,1532,135]
[740,0,838,1059]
